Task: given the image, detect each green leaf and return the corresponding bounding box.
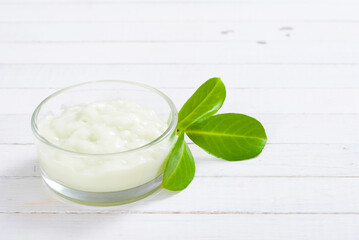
[186,113,267,161]
[162,131,196,191]
[177,77,226,131]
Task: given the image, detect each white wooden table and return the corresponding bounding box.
[1,0,359,239]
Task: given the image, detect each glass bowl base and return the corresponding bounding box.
[41,169,163,206]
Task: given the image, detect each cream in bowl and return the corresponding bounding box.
[31,81,177,205]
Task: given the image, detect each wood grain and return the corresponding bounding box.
[1,22,358,42]
[1,214,358,240]
[2,65,359,89]
[0,3,357,22]
[1,177,359,213]
[1,88,359,114]
[1,42,359,64]
[1,143,358,177]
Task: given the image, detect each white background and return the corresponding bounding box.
[0,0,359,239]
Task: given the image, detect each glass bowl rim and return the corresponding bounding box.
[31,80,178,157]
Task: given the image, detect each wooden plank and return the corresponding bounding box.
[0,145,38,177]
[1,42,359,64]
[0,0,357,3]
[0,88,358,114]
[2,65,359,89]
[1,177,359,213]
[1,22,358,42]
[0,3,357,22]
[2,113,359,144]
[1,214,359,240]
[1,143,358,177]
[3,113,359,144]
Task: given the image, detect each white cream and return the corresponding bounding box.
[37,98,173,192]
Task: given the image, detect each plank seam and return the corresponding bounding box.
[1,211,359,215]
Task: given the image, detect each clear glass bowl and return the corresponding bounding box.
[31,80,178,205]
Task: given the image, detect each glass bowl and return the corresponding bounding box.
[31,80,178,205]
